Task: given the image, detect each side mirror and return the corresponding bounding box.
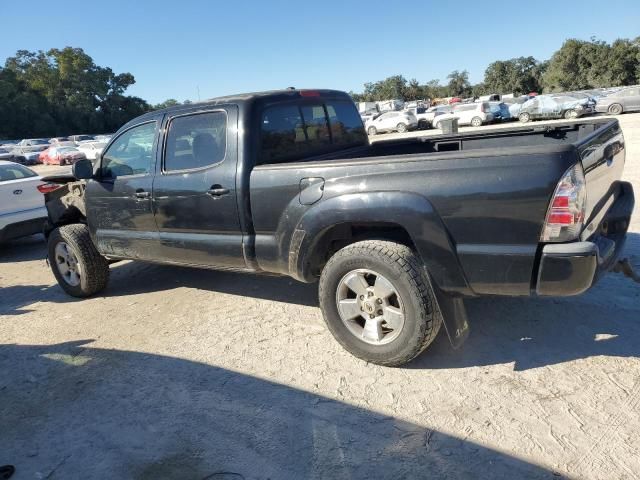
[72,158,94,180]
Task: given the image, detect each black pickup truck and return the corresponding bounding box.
[41,89,634,366]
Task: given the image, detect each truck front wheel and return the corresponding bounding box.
[319,240,442,367]
[48,224,110,297]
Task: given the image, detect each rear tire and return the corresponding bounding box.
[367,126,377,136]
[608,103,623,115]
[319,240,442,367]
[48,224,109,297]
[470,116,482,127]
[519,112,531,123]
[396,123,408,133]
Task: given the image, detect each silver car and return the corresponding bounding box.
[595,86,640,115]
[365,111,418,135]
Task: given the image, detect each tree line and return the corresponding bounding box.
[351,36,640,102]
[0,47,191,140]
[1,37,639,139]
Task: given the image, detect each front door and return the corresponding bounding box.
[152,106,245,268]
[85,120,161,260]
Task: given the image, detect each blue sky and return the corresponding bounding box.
[1,0,639,104]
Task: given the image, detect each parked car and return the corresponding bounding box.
[433,102,494,128]
[78,142,107,160]
[0,161,47,242]
[366,110,418,135]
[488,101,512,121]
[418,105,453,127]
[10,139,50,165]
[77,142,107,161]
[49,137,71,145]
[595,86,640,115]
[43,147,86,165]
[518,95,591,122]
[68,134,95,143]
[404,106,442,129]
[40,89,634,367]
[0,147,13,161]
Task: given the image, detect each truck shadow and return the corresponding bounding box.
[0,234,46,263]
[106,260,320,307]
[0,340,564,479]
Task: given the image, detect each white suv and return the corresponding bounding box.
[433,102,493,129]
[366,111,418,135]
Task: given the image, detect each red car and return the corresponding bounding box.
[41,146,86,166]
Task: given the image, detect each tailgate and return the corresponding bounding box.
[577,120,625,230]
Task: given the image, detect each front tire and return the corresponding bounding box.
[608,103,623,115]
[564,109,578,119]
[319,240,442,367]
[367,126,377,136]
[48,224,110,297]
[396,123,408,133]
[519,112,531,123]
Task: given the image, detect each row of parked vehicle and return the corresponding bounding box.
[0,134,112,166]
[363,85,640,135]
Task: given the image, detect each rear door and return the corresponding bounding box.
[152,106,245,268]
[623,88,640,111]
[85,120,160,260]
[0,164,43,216]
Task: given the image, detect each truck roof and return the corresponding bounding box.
[134,88,353,123]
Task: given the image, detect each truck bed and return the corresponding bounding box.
[250,119,626,297]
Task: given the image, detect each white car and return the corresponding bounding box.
[366,111,418,135]
[432,102,494,129]
[77,142,107,161]
[0,161,47,242]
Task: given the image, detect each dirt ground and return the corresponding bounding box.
[1,114,639,480]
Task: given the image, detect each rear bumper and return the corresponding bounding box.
[536,181,634,296]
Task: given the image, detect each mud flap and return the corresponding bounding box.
[432,285,470,349]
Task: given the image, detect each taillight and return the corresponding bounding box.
[37,183,63,194]
[541,163,587,242]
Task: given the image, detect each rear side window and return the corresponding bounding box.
[259,100,366,165]
[0,164,37,182]
[165,111,227,171]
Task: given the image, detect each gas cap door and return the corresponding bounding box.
[299,177,325,205]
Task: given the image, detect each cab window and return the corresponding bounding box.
[101,122,157,178]
[164,112,227,171]
[259,99,367,165]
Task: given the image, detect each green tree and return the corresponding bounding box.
[154,99,180,110]
[1,47,149,138]
[483,56,544,95]
[446,70,471,96]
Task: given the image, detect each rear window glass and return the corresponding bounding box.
[259,100,366,165]
[0,164,37,182]
[165,111,227,171]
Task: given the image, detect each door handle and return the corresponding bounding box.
[134,190,150,199]
[207,185,230,197]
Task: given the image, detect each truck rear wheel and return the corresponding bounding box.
[319,240,442,367]
[48,224,109,297]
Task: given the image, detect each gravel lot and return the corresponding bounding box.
[1,114,639,479]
